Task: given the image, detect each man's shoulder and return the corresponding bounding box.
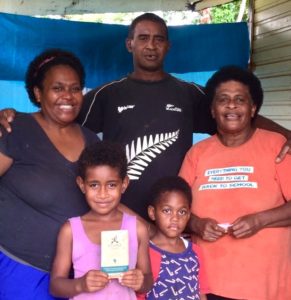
[168,74,205,95]
[84,77,128,98]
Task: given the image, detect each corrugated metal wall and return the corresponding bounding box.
[252,0,291,128]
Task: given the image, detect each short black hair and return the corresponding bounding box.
[25,48,85,107]
[205,65,264,118]
[148,176,192,207]
[128,13,168,40]
[78,141,127,180]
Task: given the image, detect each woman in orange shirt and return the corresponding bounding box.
[180,66,291,300]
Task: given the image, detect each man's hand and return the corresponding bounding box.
[276,139,291,163]
[0,108,16,136]
[255,114,291,163]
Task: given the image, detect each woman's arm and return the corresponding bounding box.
[231,201,291,239]
[50,221,109,297]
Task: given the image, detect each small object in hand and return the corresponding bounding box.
[217,223,232,233]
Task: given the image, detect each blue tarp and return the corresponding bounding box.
[0,12,250,112]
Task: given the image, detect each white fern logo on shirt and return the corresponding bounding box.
[126,130,180,180]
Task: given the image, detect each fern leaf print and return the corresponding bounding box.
[126,130,179,180]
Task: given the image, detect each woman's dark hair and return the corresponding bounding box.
[25,48,85,107]
[78,141,128,180]
[148,176,192,207]
[128,13,168,40]
[205,65,264,118]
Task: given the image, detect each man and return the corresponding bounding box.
[0,13,290,220]
[77,13,216,219]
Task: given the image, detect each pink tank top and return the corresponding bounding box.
[69,213,138,300]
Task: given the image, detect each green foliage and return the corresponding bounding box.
[210,0,249,23]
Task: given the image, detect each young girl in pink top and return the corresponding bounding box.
[50,141,153,299]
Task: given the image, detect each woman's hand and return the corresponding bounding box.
[120,269,144,291]
[189,214,226,242]
[231,213,262,238]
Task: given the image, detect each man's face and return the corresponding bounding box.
[126,20,170,73]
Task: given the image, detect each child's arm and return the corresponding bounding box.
[50,221,109,297]
[120,219,153,293]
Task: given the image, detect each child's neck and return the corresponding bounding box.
[151,232,186,254]
[81,209,123,245]
[82,209,123,231]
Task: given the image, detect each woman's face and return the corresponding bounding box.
[211,80,257,135]
[34,64,83,126]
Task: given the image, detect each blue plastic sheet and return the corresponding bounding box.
[0,12,249,112]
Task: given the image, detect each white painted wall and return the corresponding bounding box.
[252,0,291,128]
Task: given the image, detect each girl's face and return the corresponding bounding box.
[211,80,257,135]
[76,165,129,216]
[34,64,83,126]
[148,191,191,239]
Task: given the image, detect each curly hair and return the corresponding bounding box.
[128,13,168,40]
[148,176,192,207]
[25,48,85,107]
[205,65,264,118]
[78,141,128,180]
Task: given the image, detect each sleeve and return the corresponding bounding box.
[178,147,198,187]
[0,114,24,159]
[190,83,216,135]
[77,87,104,133]
[274,143,291,202]
[192,243,210,295]
[81,126,101,145]
[0,126,11,157]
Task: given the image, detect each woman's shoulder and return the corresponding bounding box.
[9,112,34,127]
[255,128,286,146]
[80,125,100,143]
[187,135,217,155]
[1,113,36,139]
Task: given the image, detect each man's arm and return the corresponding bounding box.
[0,108,16,135]
[255,115,291,162]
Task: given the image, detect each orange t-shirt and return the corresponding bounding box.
[179,129,291,300]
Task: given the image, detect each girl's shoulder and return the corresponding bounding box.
[135,218,148,239]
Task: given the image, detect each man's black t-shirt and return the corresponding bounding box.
[80,74,216,219]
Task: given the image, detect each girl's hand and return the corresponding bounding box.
[120,269,144,291]
[77,270,109,293]
[231,213,262,238]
